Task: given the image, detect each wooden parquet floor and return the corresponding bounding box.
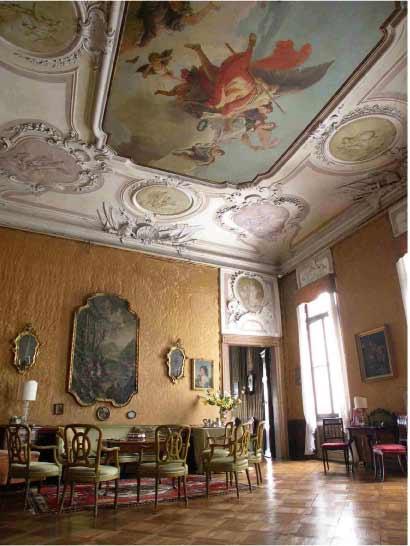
[0,460,407,545]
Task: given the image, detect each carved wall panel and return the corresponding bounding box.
[296,248,334,289]
[220,268,281,337]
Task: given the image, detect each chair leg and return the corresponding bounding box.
[154,476,159,510]
[56,476,61,502]
[326,449,330,470]
[24,479,31,510]
[344,448,349,473]
[69,482,75,507]
[182,475,188,508]
[230,471,233,486]
[381,454,385,482]
[225,472,229,489]
[234,472,240,500]
[172,477,176,489]
[114,479,119,510]
[322,448,327,474]
[245,469,252,493]
[205,471,209,497]
[349,445,355,475]
[94,483,98,517]
[137,476,141,504]
[254,463,260,485]
[59,481,68,513]
[177,476,181,498]
[258,463,263,484]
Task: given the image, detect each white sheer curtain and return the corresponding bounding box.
[297,291,351,455]
[297,305,317,455]
[396,253,408,319]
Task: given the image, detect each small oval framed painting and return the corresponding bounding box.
[96,406,110,421]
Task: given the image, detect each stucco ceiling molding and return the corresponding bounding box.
[97,202,203,254]
[119,175,207,222]
[215,185,309,252]
[388,198,407,238]
[310,103,404,169]
[6,2,113,72]
[0,120,111,194]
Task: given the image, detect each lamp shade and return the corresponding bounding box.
[353,396,368,409]
[22,380,38,401]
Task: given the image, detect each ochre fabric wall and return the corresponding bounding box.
[0,227,221,425]
[280,213,407,420]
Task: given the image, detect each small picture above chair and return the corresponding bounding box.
[166,339,186,383]
[11,324,40,374]
[192,359,214,390]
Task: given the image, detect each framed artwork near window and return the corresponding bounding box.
[192,359,214,390]
[356,325,394,382]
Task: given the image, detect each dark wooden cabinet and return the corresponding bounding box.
[288,419,306,459]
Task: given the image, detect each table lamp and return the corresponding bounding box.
[353,396,368,425]
[22,380,38,424]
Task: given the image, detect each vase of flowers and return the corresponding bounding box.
[202,390,241,425]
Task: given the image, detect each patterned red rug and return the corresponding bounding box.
[29,475,248,514]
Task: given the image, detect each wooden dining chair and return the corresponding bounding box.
[321,418,354,474]
[58,424,120,516]
[248,420,265,485]
[136,425,191,509]
[6,424,61,508]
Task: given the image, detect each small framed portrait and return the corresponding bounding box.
[192,359,214,390]
[356,325,394,382]
[53,403,64,416]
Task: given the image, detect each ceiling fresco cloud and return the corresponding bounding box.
[103,0,394,186]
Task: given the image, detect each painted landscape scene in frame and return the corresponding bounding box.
[103,1,394,185]
[68,294,139,407]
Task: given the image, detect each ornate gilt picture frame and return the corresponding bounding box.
[192,358,214,391]
[68,293,139,406]
[12,324,40,374]
[166,340,186,383]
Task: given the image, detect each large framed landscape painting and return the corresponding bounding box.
[68,294,139,406]
[356,325,394,382]
[103,1,395,185]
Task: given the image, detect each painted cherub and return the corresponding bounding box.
[127,49,175,79]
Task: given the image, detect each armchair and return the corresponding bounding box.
[248,420,265,485]
[58,424,120,516]
[6,424,61,508]
[203,424,252,499]
[136,425,191,509]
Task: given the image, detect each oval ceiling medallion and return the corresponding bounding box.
[328,116,397,163]
[232,203,290,241]
[132,185,193,216]
[0,2,77,55]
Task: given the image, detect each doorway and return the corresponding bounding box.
[229,346,275,457]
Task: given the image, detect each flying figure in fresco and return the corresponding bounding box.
[127,49,176,79]
[133,1,220,48]
[172,142,225,166]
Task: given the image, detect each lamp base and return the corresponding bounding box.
[22,400,30,424]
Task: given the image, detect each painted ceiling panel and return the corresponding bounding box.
[0,1,406,274]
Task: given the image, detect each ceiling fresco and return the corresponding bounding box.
[103,1,394,186]
[0,1,406,275]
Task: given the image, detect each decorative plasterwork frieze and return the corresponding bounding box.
[296,249,334,289]
[97,202,203,253]
[10,2,113,71]
[0,121,111,194]
[389,198,407,238]
[216,184,309,252]
[310,103,404,167]
[336,146,407,210]
[220,268,281,337]
[120,175,206,221]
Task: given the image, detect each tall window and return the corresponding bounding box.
[297,290,350,453]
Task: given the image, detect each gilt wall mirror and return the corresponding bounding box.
[166,339,186,383]
[12,324,40,374]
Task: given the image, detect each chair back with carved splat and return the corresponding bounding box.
[229,424,250,462]
[6,424,31,469]
[155,425,191,467]
[62,424,102,472]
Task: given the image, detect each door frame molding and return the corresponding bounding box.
[221,334,289,459]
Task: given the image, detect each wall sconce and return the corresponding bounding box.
[22,380,38,424]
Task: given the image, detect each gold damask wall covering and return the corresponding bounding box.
[0,227,220,424]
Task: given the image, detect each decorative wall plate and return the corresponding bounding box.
[96,406,110,421]
[126,410,137,419]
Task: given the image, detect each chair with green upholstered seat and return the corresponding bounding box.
[248,420,265,485]
[58,424,120,516]
[136,425,191,509]
[6,424,61,509]
[203,424,252,499]
[202,421,234,460]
